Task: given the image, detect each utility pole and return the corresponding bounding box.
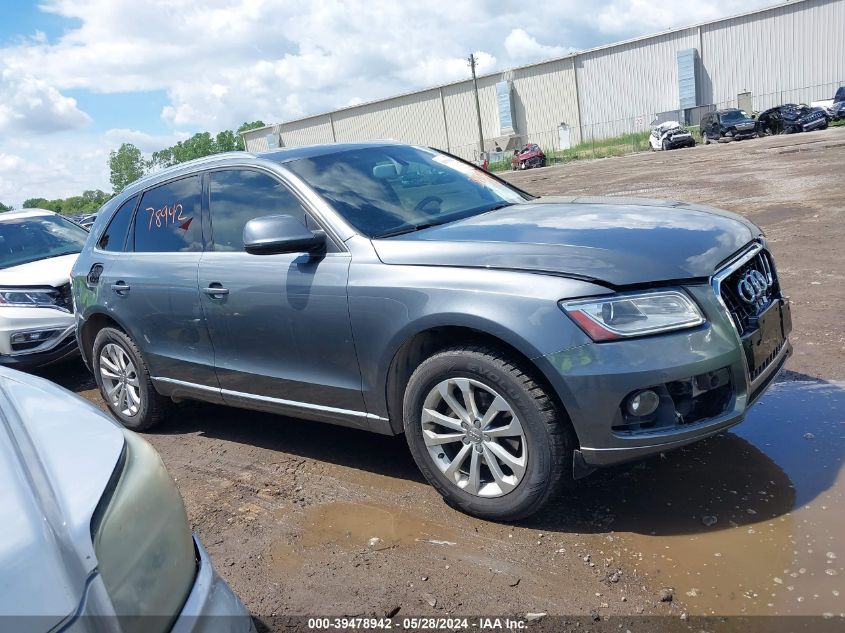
[468,53,485,158]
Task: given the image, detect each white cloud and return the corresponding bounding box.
[103,128,190,153]
[0,0,782,206]
[505,29,570,62]
[0,65,91,135]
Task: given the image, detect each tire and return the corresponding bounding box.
[662,139,670,151]
[402,345,572,521]
[92,326,170,431]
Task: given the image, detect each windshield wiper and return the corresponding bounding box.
[375,222,441,239]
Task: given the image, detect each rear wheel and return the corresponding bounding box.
[403,345,572,521]
[92,327,170,431]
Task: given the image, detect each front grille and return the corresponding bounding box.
[717,248,780,336]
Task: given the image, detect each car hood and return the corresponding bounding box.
[373,197,760,286]
[0,253,78,287]
[0,368,124,627]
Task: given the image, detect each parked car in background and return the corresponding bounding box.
[0,365,253,632]
[827,99,845,121]
[649,121,696,151]
[700,108,758,143]
[72,143,791,521]
[0,209,85,369]
[77,212,99,230]
[810,85,845,115]
[756,104,828,135]
[511,143,546,169]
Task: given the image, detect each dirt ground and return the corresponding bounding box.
[36,128,845,629]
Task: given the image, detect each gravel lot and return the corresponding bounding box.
[37,127,845,629]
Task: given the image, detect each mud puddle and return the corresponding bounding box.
[578,380,844,615]
[271,502,462,575]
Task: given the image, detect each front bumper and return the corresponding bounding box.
[666,135,694,148]
[538,284,790,468]
[171,536,254,633]
[0,307,79,369]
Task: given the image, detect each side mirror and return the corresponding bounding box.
[243,214,326,255]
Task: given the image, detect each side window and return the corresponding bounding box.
[98,195,137,251]
[208,169,309,252]
[133,176,202,253]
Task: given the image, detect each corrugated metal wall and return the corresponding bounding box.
[576,26,698,139]
[701,0,845,111]
[243,0,844,155]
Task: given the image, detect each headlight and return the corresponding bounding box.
[0,287,64,309]
[91,431,196,633]
[560,290,705,341]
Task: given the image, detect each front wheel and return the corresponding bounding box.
[403,345,572,521]
[92,327,170,431]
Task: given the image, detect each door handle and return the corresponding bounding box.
[111,282,130,294]
[202,284,229,297]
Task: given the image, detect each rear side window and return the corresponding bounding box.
[134,176,202,253]
[98,196,137,251]
[208,169,308,252]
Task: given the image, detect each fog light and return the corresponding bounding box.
[11,330,55,344]
[627,390,660,417]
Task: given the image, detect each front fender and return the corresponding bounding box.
[347,262,608,419]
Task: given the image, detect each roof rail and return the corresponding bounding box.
[129,151,258,190]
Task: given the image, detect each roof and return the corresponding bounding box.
[259,141,401,163]
[0,208,54,221]
[122,151,259,195]
[117,142,402,200]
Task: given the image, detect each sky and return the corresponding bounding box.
[0,0,781,207]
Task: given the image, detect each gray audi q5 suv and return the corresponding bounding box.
[72,142,791,520]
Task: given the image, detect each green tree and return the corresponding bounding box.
[0,202,13,212]
[23,198,49,209]
[109,143,145,194]
[215,129,239,152]
[18,190,111,216]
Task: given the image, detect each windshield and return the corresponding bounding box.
[721,110,751,122]
[285,145,528,238]
[0,214,88,269]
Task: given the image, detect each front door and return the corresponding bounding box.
[198,168,366,423]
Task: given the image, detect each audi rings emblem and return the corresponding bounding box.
[736,269,771,304]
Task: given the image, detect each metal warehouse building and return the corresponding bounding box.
[242,0,845,160]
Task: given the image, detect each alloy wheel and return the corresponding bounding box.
[99,343,142,417]
[421,377,528,497]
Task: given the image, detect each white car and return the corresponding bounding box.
[0,209,86,369]
[649,121,696,151]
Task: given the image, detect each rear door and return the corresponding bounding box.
[198,168,366,422]
[101,175,218,387]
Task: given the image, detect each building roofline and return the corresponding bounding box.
[241,0,809,137]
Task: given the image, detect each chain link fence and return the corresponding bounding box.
[447,79,844,172]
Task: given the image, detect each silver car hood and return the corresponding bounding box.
[373,197,760,286]
[0,368,124,629]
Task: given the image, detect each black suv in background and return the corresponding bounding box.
[756,104,829,135]
[700,108,758,143]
